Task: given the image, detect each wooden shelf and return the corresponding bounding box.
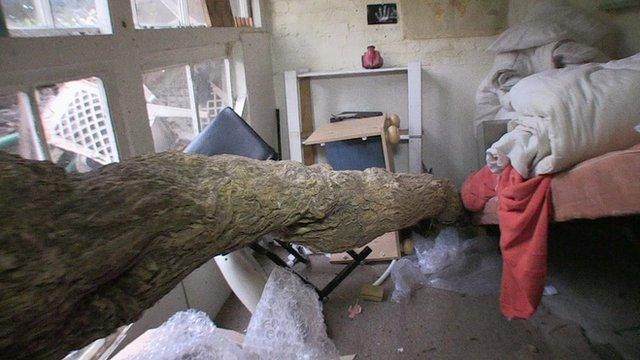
[297,67,408,79]
[303,116,386,145]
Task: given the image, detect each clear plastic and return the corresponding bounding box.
[391,227,502,303]
[116,267,339,360]
[244,267,340,360]
[125,310,248,360]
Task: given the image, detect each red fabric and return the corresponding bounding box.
[497,165,552,319]
[461,165,552,319]
[461,166,499,212]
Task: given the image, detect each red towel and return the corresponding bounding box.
[461,166,499,212]
[462,165,552,319]
[497,166,552,319]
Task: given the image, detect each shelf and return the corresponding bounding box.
[303,116,386,145]
[297,67,408,79]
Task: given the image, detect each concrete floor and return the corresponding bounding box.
[215,218,640,359]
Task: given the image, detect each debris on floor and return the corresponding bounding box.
[390,227,502,302]
[543,285,559,296]
[114,267,342,360]
[348,302,363,320]
[359,284,384,302]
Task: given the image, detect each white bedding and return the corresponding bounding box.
[474,41,608,137]
[486,54,640,178]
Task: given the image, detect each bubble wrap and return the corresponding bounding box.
[391,227,502,302]
[244,267,340,360]
[124,310,249,360]
[117,267,339,360]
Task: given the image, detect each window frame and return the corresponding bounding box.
[130,0,210,29]
[1,0,112,36]
[142,57,234,153]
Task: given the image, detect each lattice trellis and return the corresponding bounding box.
[42,79,119,165]
[199,84,228,130]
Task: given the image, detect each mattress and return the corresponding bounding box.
[475,144,640,224]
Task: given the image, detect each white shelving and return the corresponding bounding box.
[297,66,408,79]
[284,61,423,173]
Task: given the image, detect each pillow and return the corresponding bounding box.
[487,21,570,53]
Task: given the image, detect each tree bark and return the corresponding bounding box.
[0,151,461,360]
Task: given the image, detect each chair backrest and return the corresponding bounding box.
[184,107,278,161]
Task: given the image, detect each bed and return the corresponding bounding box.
[474,144,640,225]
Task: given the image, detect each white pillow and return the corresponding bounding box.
[487,21,569,53]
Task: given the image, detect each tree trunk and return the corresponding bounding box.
[0,151,461,360]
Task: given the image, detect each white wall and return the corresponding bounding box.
[270,0,640,185]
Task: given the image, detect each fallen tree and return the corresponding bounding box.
[0,151,461,360]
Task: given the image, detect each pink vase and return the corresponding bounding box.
[362,45,383,69]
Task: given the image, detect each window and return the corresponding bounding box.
[131,0,208,29]
[0,0,112,36]
[0,91,45,160]
[36,77,119,172]
[143,59,232,152]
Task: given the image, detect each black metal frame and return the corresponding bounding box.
[250,242,372,301]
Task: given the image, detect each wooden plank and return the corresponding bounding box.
[303,116,385,145]
[380,125,394,172]
[203,0,235,27]
[297,67,408,79]
[330,232,400,263]
[298,78,316,165]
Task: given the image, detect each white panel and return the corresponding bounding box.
[284,70,303,162]
[182,258,232,317]
[408,61,422,136]
[409,137,422,174]
[215,249,267,314]
[284,70,301,132]
[288,130,302,162]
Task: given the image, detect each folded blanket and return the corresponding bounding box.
[488,53,640,177]
[474,41,607,137]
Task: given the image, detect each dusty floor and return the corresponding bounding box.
[215,218,640,359]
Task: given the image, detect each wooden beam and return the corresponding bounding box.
[203,0,235,27]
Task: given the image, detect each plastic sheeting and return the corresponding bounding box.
[391,227,502,303]
[116,267,339,360]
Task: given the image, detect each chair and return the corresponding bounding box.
[183,107,371,304]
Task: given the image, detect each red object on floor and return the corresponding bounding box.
[462,165,552,319]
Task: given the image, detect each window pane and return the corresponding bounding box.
[0,0,44,28]
[192,59,231,130]
[186,0,206,26]
[134,0,180,28]
[36,77,119,173]
[0,92,42,159]
[50,0,97,28]
[143,65,197,152]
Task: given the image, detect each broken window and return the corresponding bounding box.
[131,0,208,29]
[143,59,232,152]
[0,91,45,160]
[35,77,119,172]
[0,0,112,37]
